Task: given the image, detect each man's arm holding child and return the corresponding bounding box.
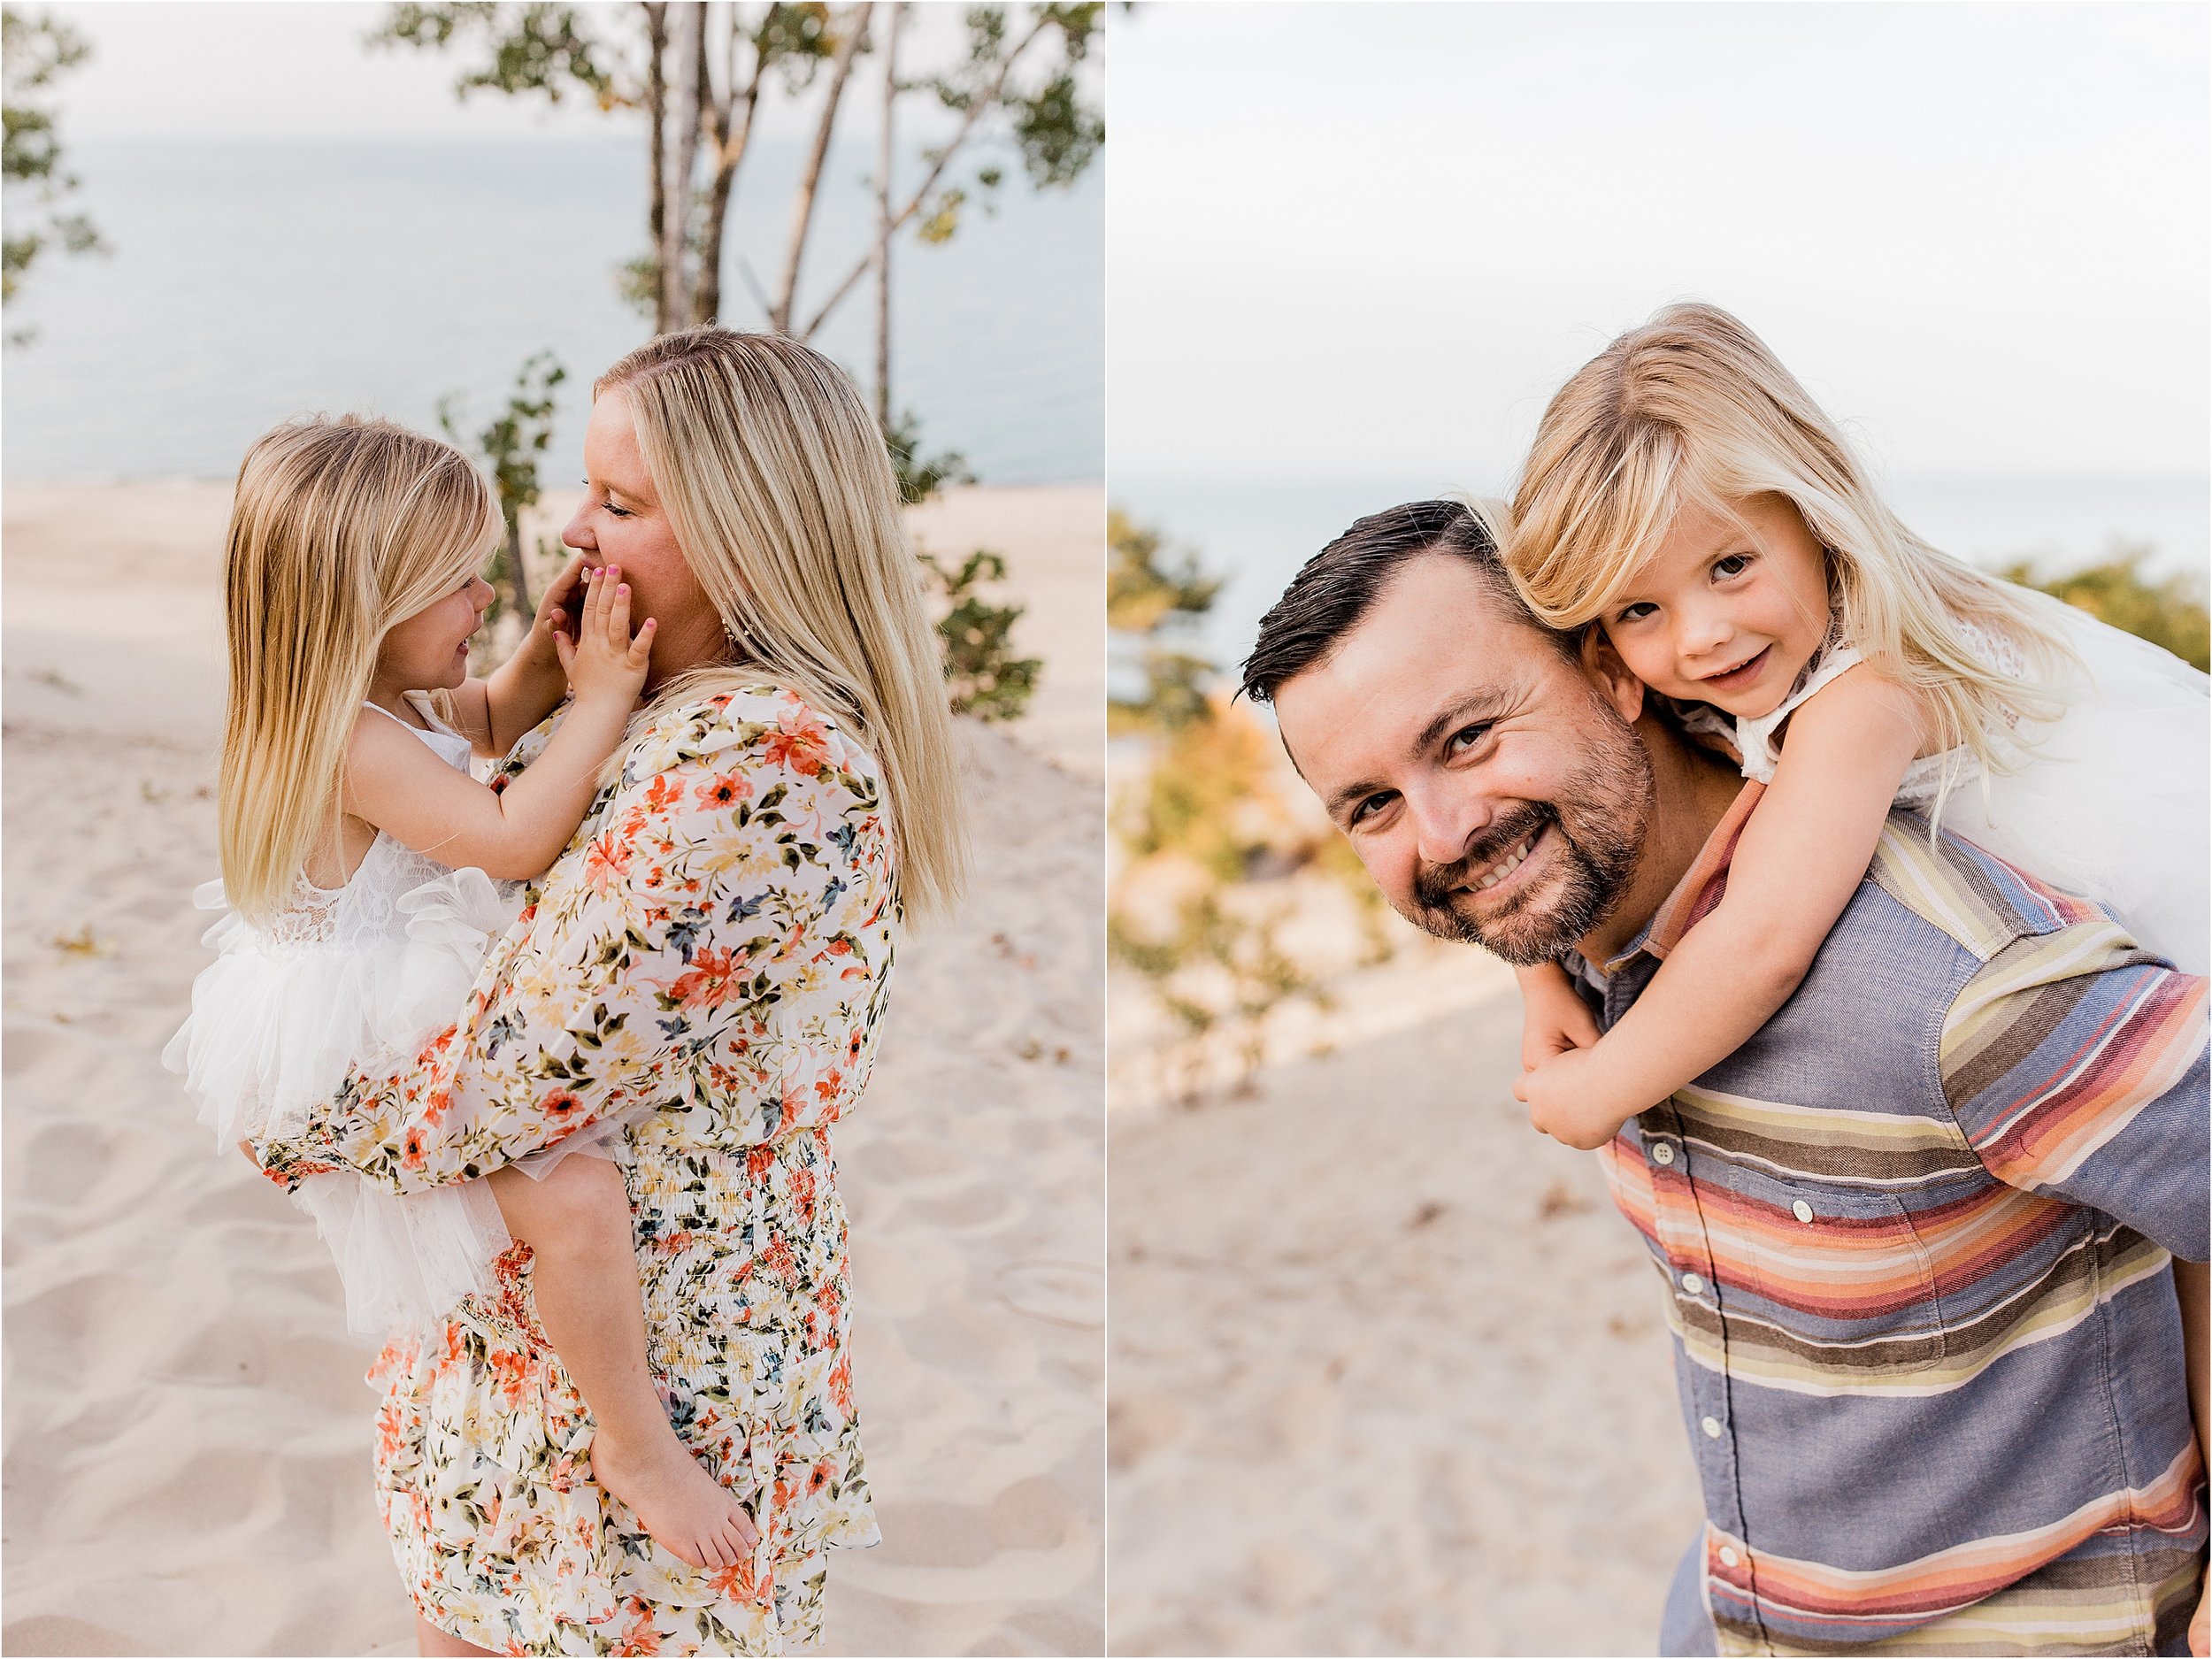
[2175,1256,2209,1656]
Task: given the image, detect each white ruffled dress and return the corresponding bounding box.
[165,695,526,1334]
[1709,588,2209,976]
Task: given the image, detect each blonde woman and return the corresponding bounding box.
[250,330,965,1656]
[1497,302,2208,1154]
[168,415,765,1575]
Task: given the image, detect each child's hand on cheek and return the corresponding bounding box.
[522,554,591,677]
[553,564,656,712]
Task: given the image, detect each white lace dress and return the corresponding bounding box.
[1700,588,2209,974]
[165,695,522,1333]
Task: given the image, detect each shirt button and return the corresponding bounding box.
[1701,1416,1723,1439]
[1651,1142,1677,1165]
[1792,1200,1815,1224]
[1681,1271,1706,1295]
[1718,1546,1741,1568]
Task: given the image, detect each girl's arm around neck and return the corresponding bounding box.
[1563,664,1927,1126]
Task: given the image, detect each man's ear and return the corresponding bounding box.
[1578,628,1647,725]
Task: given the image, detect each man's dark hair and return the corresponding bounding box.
[1239,499,1577,705]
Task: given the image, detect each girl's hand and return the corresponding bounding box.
[520,553,590,672]
[554,564,656,711]
[1514,1048,1639,1152]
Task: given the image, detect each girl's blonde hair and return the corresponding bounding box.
[219,416,500,922]
[1505,303,2072,793]
[595,327,967,920]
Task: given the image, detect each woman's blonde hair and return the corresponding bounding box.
[1505,303,2072,792]
[595,327,967,920]
[219,415,500,922]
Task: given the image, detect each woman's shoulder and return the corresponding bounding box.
[626,682,883,796]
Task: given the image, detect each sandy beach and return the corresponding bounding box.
[0,480,1104,1656]
[1108,979,1704,1655]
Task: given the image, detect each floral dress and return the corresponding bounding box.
[253,687,897,1655]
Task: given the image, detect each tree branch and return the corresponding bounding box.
[642,1,669,331]
[793,9,1050,342]
[692,1,764,325]
[768,2,871,335]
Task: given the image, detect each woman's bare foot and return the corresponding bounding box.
[591,1425,758,1570]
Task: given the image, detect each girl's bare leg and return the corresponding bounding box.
[416,1614,495,1656]
[488,1156,757,1570]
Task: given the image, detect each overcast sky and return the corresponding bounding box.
[1109,3,2210,484]
[42,2,979,142]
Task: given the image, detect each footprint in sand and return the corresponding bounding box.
[994,1260,1103,1331]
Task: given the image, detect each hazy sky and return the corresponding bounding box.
[42,3,981,141]
[1109,3,2210,484]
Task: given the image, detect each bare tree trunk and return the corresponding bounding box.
[797,12,1048,342]
[643,2,670,334]
[659,1,705,334]
[694,6,760,326]
[769,3,871,336]
[873,3,898,427]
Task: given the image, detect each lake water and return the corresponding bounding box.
[3,134,1102,486]
[1114,472,2211,685]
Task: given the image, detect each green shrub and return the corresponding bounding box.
[920,549,1041,722]
[1999,545,2209,672]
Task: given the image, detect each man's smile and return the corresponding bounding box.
[1459,820,1550,901]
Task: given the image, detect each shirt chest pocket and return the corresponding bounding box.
[1715,1166,1947,1356]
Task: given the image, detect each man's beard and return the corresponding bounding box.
[1405,701,1654,965]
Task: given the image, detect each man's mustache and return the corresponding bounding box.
[1410,803,1555,913]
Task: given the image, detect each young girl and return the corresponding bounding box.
[165,414,757,1571]
[1500,303,2209,1150]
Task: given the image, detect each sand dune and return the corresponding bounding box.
[1,481,1103,1657]
[1107,985,1703,1656]
[904,484,1103,782]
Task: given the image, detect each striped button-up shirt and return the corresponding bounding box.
[1582,783,2209,1656]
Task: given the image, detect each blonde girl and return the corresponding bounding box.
[166,414,759,1571]
[1501,303,2209,1151]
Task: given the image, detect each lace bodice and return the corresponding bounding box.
[165,691,523,1334]
[253,695,474,950]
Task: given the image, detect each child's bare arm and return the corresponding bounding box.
[1516,960,1601,1071]
[1520,666,1924,1145]
[345,570,654,879]
[480,555,590,757]
[443,677,495,752]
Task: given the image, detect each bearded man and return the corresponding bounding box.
[1242,499,2209,1657]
